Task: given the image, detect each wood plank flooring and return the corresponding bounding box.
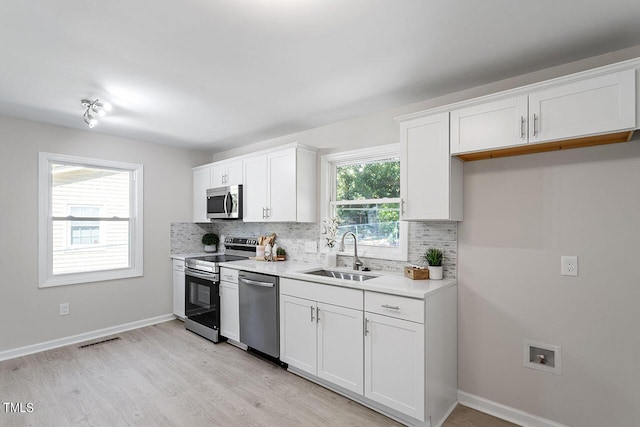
[0,320,516,426]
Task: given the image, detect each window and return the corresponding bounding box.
[39,153,143,287]
[69,206,101,245]
[322,144,407,261]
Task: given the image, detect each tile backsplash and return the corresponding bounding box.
[171,220,457,278]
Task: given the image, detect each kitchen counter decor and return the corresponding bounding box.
[404,265,429,280]
[202,233,219,252]
[424,247,443,280]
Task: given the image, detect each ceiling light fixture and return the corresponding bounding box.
[81,98,112,128]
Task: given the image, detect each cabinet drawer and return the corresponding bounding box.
[281,278,363,310]
[220,267,238,283]
[365,292,424,324]
[172,259,185,272]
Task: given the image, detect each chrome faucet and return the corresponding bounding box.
[340,231,364,271]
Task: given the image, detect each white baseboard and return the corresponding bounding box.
[0,314,176,362]
[457,390,568,427]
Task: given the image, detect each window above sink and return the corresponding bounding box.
[321,144,408,262]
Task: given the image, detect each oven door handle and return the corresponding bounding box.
[239,277,274,288]
[185,268,217,281]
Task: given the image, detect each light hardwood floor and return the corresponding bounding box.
[0,320,516,426]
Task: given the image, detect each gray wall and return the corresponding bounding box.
[0,116,210,352]
[459,140,640,427]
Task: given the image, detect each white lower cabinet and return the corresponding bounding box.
[280,294,318,374]
[316,302,364,393]
[364,312,425,420]
[279,278,457,427]
[280,279,364,394]
[219,268,240,342]
[172,259,185,319]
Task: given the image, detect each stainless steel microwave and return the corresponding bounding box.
[207,185,243,219]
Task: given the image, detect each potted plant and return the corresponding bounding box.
[202,233,219,253]
[276,247,287,261]
[424,248,443,280]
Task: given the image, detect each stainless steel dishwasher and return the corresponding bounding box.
[238,271,279,359]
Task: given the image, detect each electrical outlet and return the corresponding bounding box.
[59,303,70,316]
[561,256,578,276]
[305,241,317,253]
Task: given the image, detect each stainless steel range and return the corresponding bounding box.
[184,236,257,343]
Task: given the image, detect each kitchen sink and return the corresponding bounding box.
[303,269,377,281]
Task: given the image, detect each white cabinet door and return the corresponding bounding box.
[220,281,240,342]
[317,303,364,394]
[280,294,317,375]
[192,167,211,222]
[529,69,636,143]
[400,112,462,221]
[451,95,528,154]
[210,163,226,188]
[172,262,185,319]
[242,154,268,222]
[267,148,297,222]
[211,160,244,187]
[365,313,425,421]
[226,159,243,186]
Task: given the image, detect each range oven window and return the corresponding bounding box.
[185,273,219,330]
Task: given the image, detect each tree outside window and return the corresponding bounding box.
[332,157,401,248]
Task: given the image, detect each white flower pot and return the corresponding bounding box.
[204,244,217,253]
[428,266,443,280]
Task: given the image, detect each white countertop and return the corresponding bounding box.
[218,259,456,299]
[170,252,211,260]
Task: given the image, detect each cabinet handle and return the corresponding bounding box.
[310,306,315,322]
[262,207,266,219]
[381,304,400,310]
[316,308,320,322]
[364,318,369,336]
[532,114,538,137]
[266,207,270,218]
[520,116,525,139]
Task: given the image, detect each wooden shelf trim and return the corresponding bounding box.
[454,131,635,162]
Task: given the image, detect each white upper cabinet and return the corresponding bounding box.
[451,95,528,154]
[242,154,269,222]
[449,68,636,157]
[399,112,463,221]
[193,143,316,223]
[211,159,243,188]
[528,69,636,143]
[243,145,317,223]
[192,166,211,222]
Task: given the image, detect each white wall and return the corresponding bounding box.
[0,116,210,352]
[209,45,640,426]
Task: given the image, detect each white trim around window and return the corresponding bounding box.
[38,152,144,288]
[320,144,408,262]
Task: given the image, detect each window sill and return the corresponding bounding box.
[39,268,143,288]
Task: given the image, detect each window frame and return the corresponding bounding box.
[320,144,408,261]
[38,152,144,288]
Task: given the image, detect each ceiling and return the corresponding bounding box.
[2,1,640,152]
